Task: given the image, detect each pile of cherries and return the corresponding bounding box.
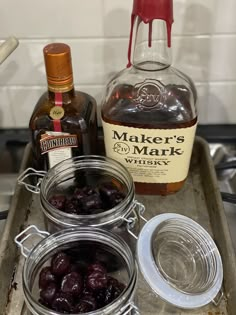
[49,181,125,215]
[38,250,126,313]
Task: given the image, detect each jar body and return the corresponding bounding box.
[18,214,223,315]
[43,207,139,251]
[22,228,138,315]
[25,304,137,315]
[39,155,140,249]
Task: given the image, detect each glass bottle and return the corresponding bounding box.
[29,43,98,171]
[101,0,198,195]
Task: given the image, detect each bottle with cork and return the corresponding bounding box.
[29,43,98,171]
[101,0,198,195]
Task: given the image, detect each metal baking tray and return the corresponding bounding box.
[1,136,236,314]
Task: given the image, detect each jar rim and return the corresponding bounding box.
[137,213,223,309]
[23,227,137,315]
[40,155,135,225]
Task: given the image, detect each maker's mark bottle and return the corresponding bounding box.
[29,43,98,171]
[101,0,197,195]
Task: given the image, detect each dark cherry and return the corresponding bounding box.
[87,263,106,275]
[82,285,93,296]
[99,277,126,306]
[99,182,125,208]
[87,271,108,290]
[74,295,97,313]
[108,276,126,293]
[104,284,115,305]
[40,282,57,304]
[51,293,74,313]
[82,295,97,310]
[64,198,80,214]
[39,266,56,289]
[48,180,125,216]
[109,192,125,207]
[81,194,102,213]
[61,272,83,296]
[104,283,124,305]
[95,289,105,307]
[51,252,71,276]
[82,186,96,196]
[49,195,65,211]
[73,188,86,201]
[107,276,119,287]
[99,182,119,198]
[38,249,126,313]
[74,301,91,313]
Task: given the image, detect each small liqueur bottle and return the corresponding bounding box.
[101,0,198,195]
[29,43,98,171]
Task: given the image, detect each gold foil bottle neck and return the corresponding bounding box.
[43,43,73,87]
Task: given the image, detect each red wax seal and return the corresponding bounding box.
[127,0,174,67]
[132,0,173,25]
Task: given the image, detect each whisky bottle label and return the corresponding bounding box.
[102,121,197,183]
[40,132,78,168]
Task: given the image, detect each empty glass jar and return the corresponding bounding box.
[136,213,223,310]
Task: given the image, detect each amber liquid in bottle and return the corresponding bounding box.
[30,89,97,170]
[102,2,198,196]
[29,43,98,171]
[102,83,197,195]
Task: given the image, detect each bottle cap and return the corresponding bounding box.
[43,43,73,86]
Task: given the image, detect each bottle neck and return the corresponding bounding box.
[130,18,172,71]
[48,81,75,104]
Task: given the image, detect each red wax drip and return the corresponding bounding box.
[127,0,173,66]
[166,22,172,48]
[148,20,153,48]
[53,92,63,132]
[127,14,136,68]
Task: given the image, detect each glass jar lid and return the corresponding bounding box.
[137,213,223,309]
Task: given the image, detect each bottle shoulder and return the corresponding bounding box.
[102,66,197,125]
[31,90,96,113]
[107,65,196,93]
[29,90,97,130]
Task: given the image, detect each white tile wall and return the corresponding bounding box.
[0,0,236,127]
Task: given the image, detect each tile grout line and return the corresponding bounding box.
[2,34,236,42]
[2,82,236,89]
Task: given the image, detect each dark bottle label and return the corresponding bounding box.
[40,132,78,168]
